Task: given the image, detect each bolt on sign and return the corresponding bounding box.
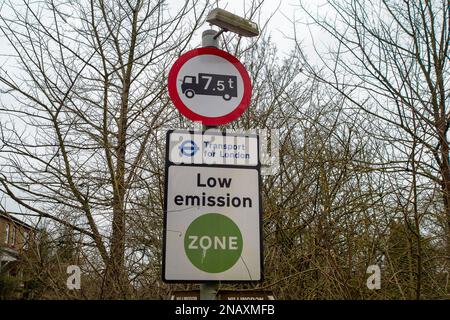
[163,129,263,282]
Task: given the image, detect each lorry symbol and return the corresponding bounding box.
[181,73,238,101]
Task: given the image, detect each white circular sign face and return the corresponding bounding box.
[177,54,244,118]
[168,47,252,125]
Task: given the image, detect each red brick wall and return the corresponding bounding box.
[0,216,34,251]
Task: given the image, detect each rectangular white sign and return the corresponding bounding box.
[163,165,262,282]
[167,130,259,166]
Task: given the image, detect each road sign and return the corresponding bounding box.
[167,47,252,125]
[170,290,199,300]
[170,290,275,300]
[163,130,262,282]
[168,129,258,166]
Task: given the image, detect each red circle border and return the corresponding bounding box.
[168,47,252,126]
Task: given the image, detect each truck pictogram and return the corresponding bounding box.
[181,73,238,101]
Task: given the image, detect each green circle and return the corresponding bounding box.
[184,213,243,273]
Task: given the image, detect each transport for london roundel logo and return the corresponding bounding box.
[184,213,243,273]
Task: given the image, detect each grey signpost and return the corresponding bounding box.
[201,29,219,300]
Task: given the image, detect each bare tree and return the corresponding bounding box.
[294,0,449,296]
[0,0,209,298]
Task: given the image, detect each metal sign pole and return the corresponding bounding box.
[200,29,220,301]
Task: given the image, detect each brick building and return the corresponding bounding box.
[0,213,34,260]
[0,212,35,298]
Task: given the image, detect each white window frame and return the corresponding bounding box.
[23,231,29,249]
[4,223,10,244]
[12,226,16,246]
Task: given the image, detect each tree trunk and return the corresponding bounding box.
[439,133,450,263]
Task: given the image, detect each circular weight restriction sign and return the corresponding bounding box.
[168,47,252,125]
